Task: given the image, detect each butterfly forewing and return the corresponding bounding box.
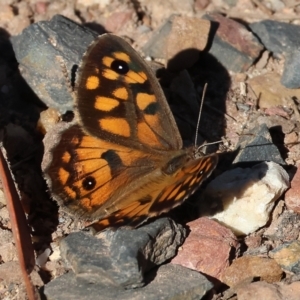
[76,34,182,151]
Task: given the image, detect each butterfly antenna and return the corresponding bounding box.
[197,140,223,151]
[194,83,208,147]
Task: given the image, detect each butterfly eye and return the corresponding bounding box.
[111,59,129,75]
[82,176,96,191]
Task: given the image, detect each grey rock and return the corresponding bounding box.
[43,264,213,300]
[11,14,98,113]
[250,20,300,56]
[264,211,300,242]
[142,15,175,59]
[233,123,285,165]
[281,49,300,89]
[203,13,264,72]
[60,218,187,289]
[250,20,300,88]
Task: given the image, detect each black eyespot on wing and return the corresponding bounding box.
[82,176,96,191]
[143,102,158,115]
[111,59,129,75]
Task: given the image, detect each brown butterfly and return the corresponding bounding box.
[42,34,218,231]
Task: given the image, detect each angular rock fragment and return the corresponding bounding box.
[201,162,289,235]
[60,218,186,289]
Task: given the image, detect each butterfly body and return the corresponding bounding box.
[42,34,218,231]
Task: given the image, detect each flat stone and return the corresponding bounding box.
[171,217,239,281]
[201,162,289,235]
[270,241,300,274]
[203,13,264,72]
[233,123,285,165]
[222,256,283,287]
[11,14,98,113]
[285,165,300,214]
[43,264,213,300]
[60,218,186,289]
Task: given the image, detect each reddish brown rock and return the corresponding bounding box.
[285,165,300,214]
[171,217,239,280]
[203,13,264,72]
[222,256,283,287]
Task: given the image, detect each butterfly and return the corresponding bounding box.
[42,34,218,231]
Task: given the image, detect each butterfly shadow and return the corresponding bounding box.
[156,48,230,153]
[0,26,62,283]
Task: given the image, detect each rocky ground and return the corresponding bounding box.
[1,0,300,299]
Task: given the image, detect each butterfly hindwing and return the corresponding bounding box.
[43,123,165,220]
[90,153,218,231]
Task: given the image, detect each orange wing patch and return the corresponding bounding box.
[85,75,100,90]
[137,122,161,147]
[113,51,131,62]
[94,96,120,111]
[112,87,128,100]
[99,118,131,137]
